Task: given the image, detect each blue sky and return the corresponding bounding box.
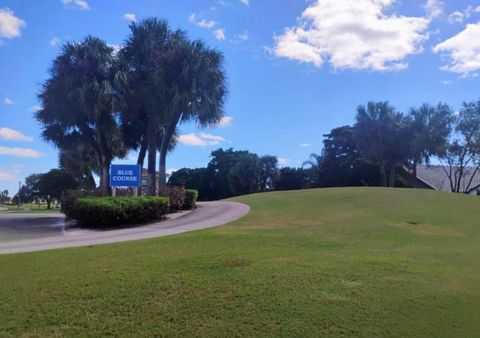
[1,0,480,194]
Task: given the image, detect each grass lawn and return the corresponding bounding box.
[0,203,60,213]
[0,188,479,337]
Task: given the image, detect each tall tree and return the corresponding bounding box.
[35,169,79,209]
[157,39,227,187]
[319,126,380,187]
[407,103,453,185]
[354,102,408,187]
[439,99,480,193]
[36,36,126,194]
[119,18,185,195]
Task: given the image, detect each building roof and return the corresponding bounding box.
[416,165,480,193]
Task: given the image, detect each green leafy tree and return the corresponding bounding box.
[407,103,453,185]
[319,126,380,187]
[354,102,409,187]
[35,169,79,209]
[36,36,126,194]
[274,167,310,191]
[0,190,9,204]
[439,99,480,192]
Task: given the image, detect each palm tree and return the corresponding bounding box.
[157,39,227,187]
[354,102,407,187]
[119,18,185,195]
[407,103,453,185]
[36,36,126,194]
[120,18,227,193]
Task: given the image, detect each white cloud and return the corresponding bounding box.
[166,168,177,175]
[277,157,290,166]
[29,104,42,112]
[0,8,26,39]
[214,28,226,40]
[447,6,473,24]
[178,132,225,147]
[188,13,217,29]
[62,0,90,10]
[273,0,430,72]
[424,0,443,20]
[238,31,249,40]
[0,164,23,182]
[240,0,250,6]
[0,146,43,158]
[3,97,13,105]
[0,128,33,142]
[108,44,121,55]
[199,19,217,29]
[50,37,60,46]
[123,13,136,22]
[300,143,312,147]
[219,116,233,127]
[433,22,480,75]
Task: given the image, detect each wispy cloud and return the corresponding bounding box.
[0,8,26,41]
[0,146,44,158]
[300,143,312,148]
[50,36,60,46]
[188,13,226,41]
[424,0,443,20]
[214,28,226,40]
[62,0,90,11]
[123,13,136,22]
[240,0,250,6]
[3,97,13,105]
[29,104,42,112]
[178,132,225,147]
[0,127,33,142]
[277,157,290,166]
[0,164,23,182]
[188,13,217,29]
[219,116,233,127]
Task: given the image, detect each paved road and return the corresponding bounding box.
[0,201,249,254]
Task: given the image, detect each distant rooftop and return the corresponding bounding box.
[416,165,480,193]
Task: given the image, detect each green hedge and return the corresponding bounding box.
[183,189,199,210]
[66,196,170,228]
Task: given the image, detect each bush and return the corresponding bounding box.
[158,186,186,212]
[183,189,199,210]
[66,196,169,228]
[61,189,105,217]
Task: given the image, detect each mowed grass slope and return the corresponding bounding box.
[1,188,479,337]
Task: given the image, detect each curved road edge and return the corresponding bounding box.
[0,201,250,255]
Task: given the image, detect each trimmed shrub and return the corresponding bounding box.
[183,189,199,210]
[61,189,105,218]
[158,186,186,212]
[67,196,169,228]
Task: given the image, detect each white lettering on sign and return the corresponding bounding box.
[112,176,138,181]
[117,170,134,175]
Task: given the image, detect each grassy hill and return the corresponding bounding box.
[1,188,479,337]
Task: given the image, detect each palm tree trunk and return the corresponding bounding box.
[102,159,110,194]
[158,115,181,188]
[389,165,396,188]
[146,115,157,196]
[380,164,387,187]
[86,172,96,190]
[411,159,418,188]
[137,139,147,167]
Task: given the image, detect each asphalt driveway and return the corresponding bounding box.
[0,201,249,254]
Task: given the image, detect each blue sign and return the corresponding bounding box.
[110,164,141,187]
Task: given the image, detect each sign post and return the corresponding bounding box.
[110,164,141,196]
